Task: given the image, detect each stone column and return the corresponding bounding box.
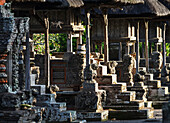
[67,34,73,52]
[163,23,167,67]
[119,42,122,61]
[103,12,109,63]
[136,21,140,73]
[25,32,30,90]
[44,16,50,90]
[145,21,149,73]
[7,49,12,88]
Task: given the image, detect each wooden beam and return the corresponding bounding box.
[145,21,149,73]
[44,15,50,91]
[136,21,140,73]
[119,42,122,61]
[25,32,30,90]
[86,11,91,67]
[103,11,109,63]
[67,34,73,52]
[32,12,45,28]
[162,23,167,67]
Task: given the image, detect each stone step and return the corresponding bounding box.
[109,108,154,120]
[104,100,145,110]
[43,109,77,122]
[152,101,169,109]
[77,110,108,121]
[99,83,127,93]
[127,86,147,101]
[144,101,153,108]
[35,94,57,107]
[31,85,46,95]
[95,74,117,85]
[117,91,136,102]
[71,119,87,123]
[147,80,161,89]
[50,102,67,111]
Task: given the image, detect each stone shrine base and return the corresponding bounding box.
[77,110,108,121]
[109,108,154,120]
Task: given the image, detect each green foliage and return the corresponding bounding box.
[166,43,170,56]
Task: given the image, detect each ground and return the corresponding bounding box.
[89,109,162,123]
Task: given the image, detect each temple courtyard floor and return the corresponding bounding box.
[89,109,162,123]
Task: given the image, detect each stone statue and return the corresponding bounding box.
[108,61,118,74]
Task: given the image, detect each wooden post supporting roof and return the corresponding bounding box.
[44,15,50,91]
[119,42,122,61]
[25,32,30,90]
[67,34,73,52]
[163,22,167,67]
[103,10,109,63]
[136,21,140,73]
[86,11,90,67]
[145,21,149,73]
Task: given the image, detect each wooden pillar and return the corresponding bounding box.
[126,43,130,55]
[86,11,90,67]
[142,42,145,58]
[44,16,50,90]
[158,43,162,52]
[67,34,73,52]
[136,21,140,73]
[103,12,109,63]
[155,43,158,51]
[149,42,152,57]
[79,32,83,44]
[163,23,167,67]
[119,42,122,61]
[25,32,30,90]
[145,21,149,73]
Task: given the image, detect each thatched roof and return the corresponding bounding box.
[93,0,170,17]
[8,0,84,8]
[83,0,144,4]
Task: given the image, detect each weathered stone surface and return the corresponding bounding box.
[77,110,108,121]
[109,108,154,120]
[75,89,106,112]
[0,92,20,110]
[95,74,117,85]
[116,54,135,86]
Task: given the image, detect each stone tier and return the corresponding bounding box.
[77,110,108,121]
[104,100,145,110]
[109,108,154,120]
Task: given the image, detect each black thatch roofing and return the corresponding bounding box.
[8,0,84,8]
[83,0,144,4]
[93,0,170,17]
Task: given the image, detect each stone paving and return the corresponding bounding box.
[89,109,162,123]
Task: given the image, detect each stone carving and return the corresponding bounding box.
[150,51,163,79]
[50,85,59,99]
[0,92,20,110]
[116,54,135,86]
[75,90,105,112]
[108,61,118,74]
[67,54,84,88]
[134,73,145,82]
[51,21,64,29]
[84,63,98,83]
[161,66,170,84]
